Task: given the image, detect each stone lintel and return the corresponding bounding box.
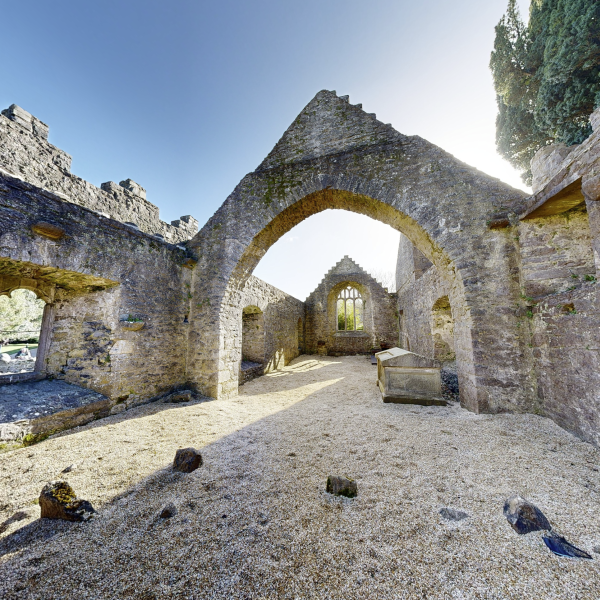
[520,177,585,220]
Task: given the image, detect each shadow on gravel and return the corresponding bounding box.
[0,516,75,558]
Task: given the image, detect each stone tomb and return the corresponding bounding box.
[376,347,445,406]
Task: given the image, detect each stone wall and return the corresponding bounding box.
[396,260,452,359]
[237,275,305,374]
[518,204,595,298]
[188,90,530,413]
[305,256,398,355]
[529,284,600,445]
[396,232,432,295]
[0,171,192,404]
[0,104,198,244]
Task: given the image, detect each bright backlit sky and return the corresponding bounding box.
[2,0,530,299]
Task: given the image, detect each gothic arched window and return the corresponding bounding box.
[336,285,364,331]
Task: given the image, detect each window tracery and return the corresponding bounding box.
[336,285,364,331]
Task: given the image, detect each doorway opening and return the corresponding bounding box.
[240,305,265,384]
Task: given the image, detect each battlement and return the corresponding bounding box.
[0,105,198,244]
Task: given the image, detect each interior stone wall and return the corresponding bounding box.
[517,205,595,298]
[0,105,198,244]
[396,232,432,294]
[305,256,398,355]
[431,296,455,362]
[515,200,599,445]
[0,171,192,403]
[396,262,451,359]
[528,284,600,445]
[237,275,305,375]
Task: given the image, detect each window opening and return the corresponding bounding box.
[336,286,364,331]
[0,289,45,375]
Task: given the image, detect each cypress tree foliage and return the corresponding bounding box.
[490,0,600,185]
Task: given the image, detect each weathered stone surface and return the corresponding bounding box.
[39,480,95,521]
[326,475,357,498]
[439,507,469,521]
[0,379,109,441]
[305,256,398,356]
[237,275,305,377]
[240,361,264,385]
[503,495,551,534]
[377,347,445,406]
[173,448,203,473]
[31,221,65,240]
[531,144,575,194]
[0,172,192,402]
[0,356,35,375]
[522,107,600,217]
[164,390,193,403]
[0,106,197,243]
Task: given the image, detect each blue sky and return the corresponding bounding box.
[2,0,530,299]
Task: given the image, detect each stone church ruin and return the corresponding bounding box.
[1,90,599,447]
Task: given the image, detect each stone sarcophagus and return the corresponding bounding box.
[376,347,445,406]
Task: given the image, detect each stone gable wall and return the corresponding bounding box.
[305,256,398,355]
[0,105,198,244]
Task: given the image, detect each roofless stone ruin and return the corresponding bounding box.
[0,89,599,446]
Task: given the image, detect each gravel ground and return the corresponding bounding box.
[1,355,600,599]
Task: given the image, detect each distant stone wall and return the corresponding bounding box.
[396,233,432,295]
[305,256,398,356]
[0,171,192,403]
[396,262,451,359]
[0,104,198,244]
[238,276,305,374]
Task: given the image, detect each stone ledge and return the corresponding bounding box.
[0,379,110,442]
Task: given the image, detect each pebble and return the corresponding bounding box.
[439,507,469,521]
[326,475,357,498]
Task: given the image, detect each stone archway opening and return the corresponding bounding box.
[296,317,304,353]
[431,295,455,362]
[188,90,527,412]
[193,188,472,402]
[240,305,265,385]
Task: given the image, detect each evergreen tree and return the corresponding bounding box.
[490,0,600,184]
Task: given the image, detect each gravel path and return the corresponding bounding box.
[1,355,600,599]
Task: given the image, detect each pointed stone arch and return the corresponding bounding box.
[187,90,531,415]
